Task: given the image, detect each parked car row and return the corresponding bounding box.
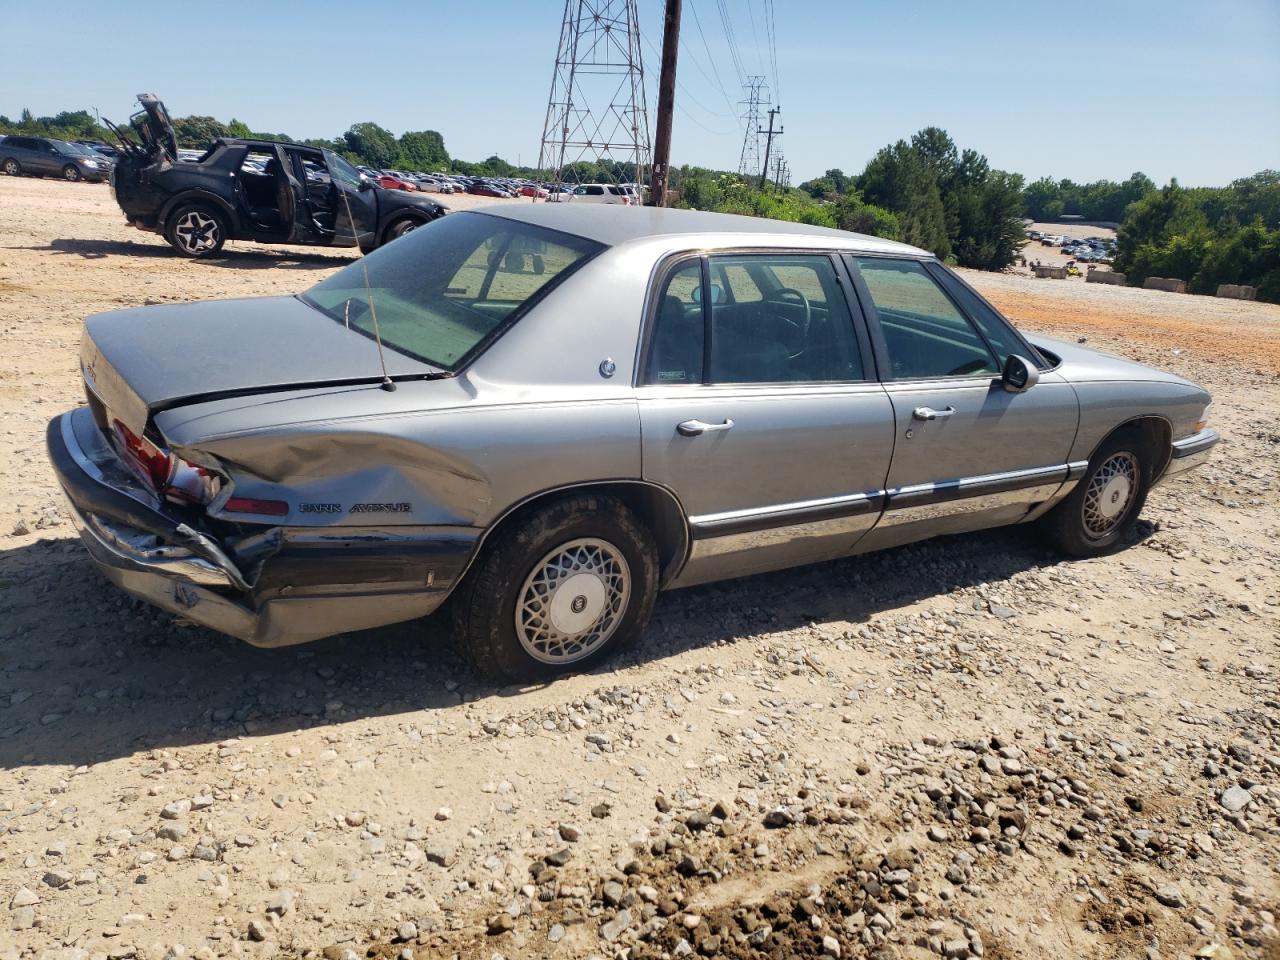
[347,166,647,205]
[0,134,117,182]
[1030,231,1116,264]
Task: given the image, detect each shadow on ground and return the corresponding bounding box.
[21,238,351,269]
[0,523,1099,769]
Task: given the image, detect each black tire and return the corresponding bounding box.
[451,493,659,683]
[381,216,423,246]
[2,158,20,176]
[62,164,81,182]
[165,204,228,258]
[1039,429,1152,557]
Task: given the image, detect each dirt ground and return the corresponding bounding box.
[0,176,1277,960]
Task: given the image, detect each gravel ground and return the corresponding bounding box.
[0,177,1277,960]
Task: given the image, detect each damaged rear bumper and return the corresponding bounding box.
[47,408,475,647]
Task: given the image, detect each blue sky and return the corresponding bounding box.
[2,0,1276,186]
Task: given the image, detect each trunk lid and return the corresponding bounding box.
[81,295,441,437]
[134,93,179,162]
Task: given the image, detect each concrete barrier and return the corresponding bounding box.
[1033,265,1067,279]
[1143,277,1187,293]
[1087,271,1127,286]
[1216,284,1258,300]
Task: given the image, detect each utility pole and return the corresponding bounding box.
[648,0,681,207]
[759,105,781,190]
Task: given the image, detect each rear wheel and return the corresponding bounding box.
[165,204,227,258]
[1040,430,1151,557]
[450,494,659,683]
[2,158,20,176]
[62,164,81,182]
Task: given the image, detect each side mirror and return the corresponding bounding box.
[358,176,372,191]
[1001,354,1040,393]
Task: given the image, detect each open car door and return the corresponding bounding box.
[323,149,379,249]
[271,144,309,243]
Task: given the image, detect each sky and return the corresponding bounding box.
[1,0,1277,187]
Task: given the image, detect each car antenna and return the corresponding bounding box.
[336,168,396,392]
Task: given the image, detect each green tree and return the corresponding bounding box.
[171,116,229,148]
[397,130,449,170]
[832,193,900,239]
[342,122,399,167]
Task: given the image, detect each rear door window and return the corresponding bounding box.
[645,255,866,386]
[851,258,998,380]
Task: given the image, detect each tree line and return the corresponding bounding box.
[4,107,1276,300]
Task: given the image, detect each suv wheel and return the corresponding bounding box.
[62,164,82,182]
[382,216,423,245]
[451,494,659,683]
[2,158,20,176]
[1040,430,1151,557]
[166,204,228,257]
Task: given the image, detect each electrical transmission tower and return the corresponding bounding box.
[538,0,651,188]
[737,76,767,180]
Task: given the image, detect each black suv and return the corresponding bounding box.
[109,95,447,257]
[1,135,115,182]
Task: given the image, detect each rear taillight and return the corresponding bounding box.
[224,497,289,517]
[111,419,222,506]
[112,419,175,490]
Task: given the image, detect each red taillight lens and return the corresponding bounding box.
[224,497,289,517]
[112,420,175,490]
[110,419,222,505]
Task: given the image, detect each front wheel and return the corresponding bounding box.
[165,204,227,258]
[381,216,423,246]
[2,158,21,176]
[450,494,659,683]
[1039,431,1151,557]
[62,164,82,182]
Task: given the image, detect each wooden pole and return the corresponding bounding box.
[648,0,682,207]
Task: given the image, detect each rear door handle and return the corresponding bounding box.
[677,418,735,437]
[912,406,956,421]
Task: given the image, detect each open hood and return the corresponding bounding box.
[134,93,179,161]
[81,296,441,437]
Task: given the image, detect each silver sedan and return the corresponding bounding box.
[48,206,1218,680]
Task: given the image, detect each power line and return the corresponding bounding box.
[713,0,747,88]
[764,0,779,105]
[686,0,741,124]
[637,43,735,136]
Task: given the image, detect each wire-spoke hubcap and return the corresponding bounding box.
[515,538,631,665]
[174,211,220,253]
[1082,452,1139,539]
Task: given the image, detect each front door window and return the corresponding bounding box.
[852,257,997,379]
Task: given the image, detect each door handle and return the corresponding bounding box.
[912,406,956,421]
[677,418,735,437]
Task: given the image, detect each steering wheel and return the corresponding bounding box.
[764,287,812,359]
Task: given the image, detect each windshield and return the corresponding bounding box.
[51,139,94,157]
[302,213,604,370]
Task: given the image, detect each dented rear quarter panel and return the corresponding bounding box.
[153,251,656,531]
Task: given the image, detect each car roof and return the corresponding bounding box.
[471,203,930,255]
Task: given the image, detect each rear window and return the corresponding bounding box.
[302,213,603,370]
